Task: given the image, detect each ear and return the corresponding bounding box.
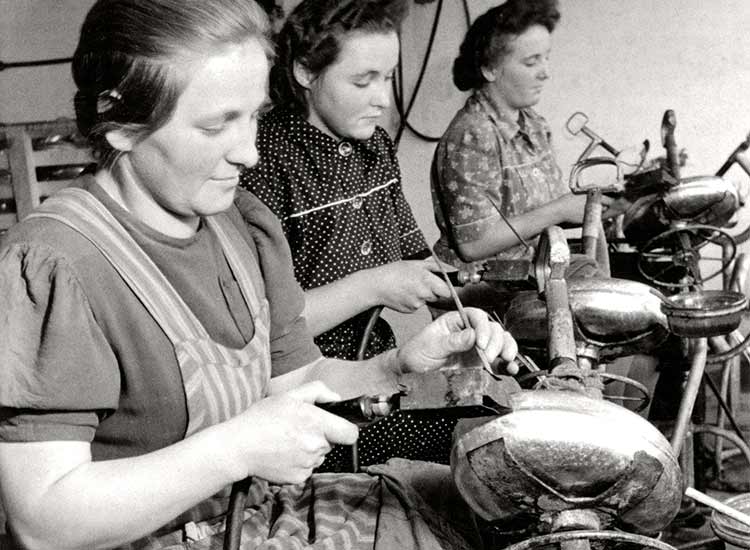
[105,128,135,153]
[292,60,314,90]
[480,65,497,83]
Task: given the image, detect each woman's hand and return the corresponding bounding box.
[601,195,632,220]
[398,307,517,373]
[223,382,359,485]
[369,259,451,313]
[553,192,630,225]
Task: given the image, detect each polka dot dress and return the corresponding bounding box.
[240,107,458,471]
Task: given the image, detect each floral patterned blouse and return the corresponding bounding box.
[431,88,568,270]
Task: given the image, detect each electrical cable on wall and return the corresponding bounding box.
[0,57,72,72]
[393,0,472,147]
[460,0,471,26]
[393,0,443,146]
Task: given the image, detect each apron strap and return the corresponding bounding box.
[206,216,266,320]
[29,188,207,342]
[30,188,273,434]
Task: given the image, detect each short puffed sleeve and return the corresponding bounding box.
[0,242,119,442]
[435,117,505,245]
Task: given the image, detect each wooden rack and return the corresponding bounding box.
[0,119,93,233]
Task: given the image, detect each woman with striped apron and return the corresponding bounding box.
[25,188,386,549]
[6,187,482,550]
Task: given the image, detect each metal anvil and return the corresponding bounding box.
[399,366,521,416]
[318,366,521,423]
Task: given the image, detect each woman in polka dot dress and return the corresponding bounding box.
[240,0,459,472]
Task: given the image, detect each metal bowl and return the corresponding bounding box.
[623,176,740,246]
[503,278,669,359]
[661,290,747,338]
[710,493,750,548]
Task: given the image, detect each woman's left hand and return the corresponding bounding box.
[601,195,632,219]
[398,307,517,373]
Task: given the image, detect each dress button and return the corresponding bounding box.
[338,141,353,157]
[360,239,372,256]
[352,196,363,209]
[532,167,542,177]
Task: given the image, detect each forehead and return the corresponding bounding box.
[173,40,269,114]
[329,30,400,73]
[505,24,552,57]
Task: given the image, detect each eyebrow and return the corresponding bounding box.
[352,70,380,79]
[196,111,241,125]
[197,96,272,125]
[352,65,398,79]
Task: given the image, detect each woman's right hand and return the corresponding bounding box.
[369,259,451,313]
[223,382,359,485]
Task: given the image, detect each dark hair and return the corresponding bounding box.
[452,0,560,92]
[72,0,272,167]
[271,0,408,114]
[255,0,283,19]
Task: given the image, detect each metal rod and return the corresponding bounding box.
[685,486,750,528]
[489,310,537,375]
[706,329,750,365]
[702,353,748,447]
[714,353,737,471]
[430,251,495,374]
[485,192,531,251]
[730,253,750,294]
[596,224,611,277]
[671,338,708,455]
[582,189,602,260]
[545,277,578,369]
[716,133,750,177]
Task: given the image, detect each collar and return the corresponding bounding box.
[475,88,534,143]
[268,106,382,161]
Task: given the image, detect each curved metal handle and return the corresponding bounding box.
[568,156,623,194]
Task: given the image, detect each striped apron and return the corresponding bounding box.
[28,189,386,549]
[29,188,272,436]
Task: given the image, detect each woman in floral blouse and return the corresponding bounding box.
[431,0,619,274]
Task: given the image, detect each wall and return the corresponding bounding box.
[0,0,93,122]
[3,1,750,341]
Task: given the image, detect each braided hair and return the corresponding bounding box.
[271,0,408,115]
[452,0,560,92]
[72,0,271,167]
